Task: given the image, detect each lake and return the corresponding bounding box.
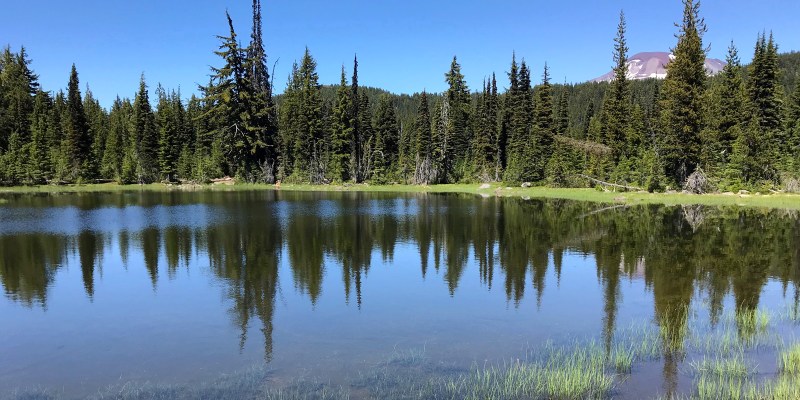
[1,190,799,399]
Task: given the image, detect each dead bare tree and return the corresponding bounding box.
[683,167,709,194]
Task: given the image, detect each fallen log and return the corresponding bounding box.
[576,174,644,191]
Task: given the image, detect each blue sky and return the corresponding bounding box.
[2,0,799,107]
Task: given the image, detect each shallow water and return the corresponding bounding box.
[0,190,798,399]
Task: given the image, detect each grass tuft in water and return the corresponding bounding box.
[780,344,800,375]
[690,354,751,378]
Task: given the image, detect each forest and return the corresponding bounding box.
[1,0,800,192]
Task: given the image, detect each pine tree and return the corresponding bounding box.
[0,47,38,154]
[414,91,433,184]
[602,11,632,160]
[278,62,301,179]
[443,56,471,181]
[157,87,183,181]
[28,90,52,183]
[488,75,501,180]
[787,83,800,174]
[64,64,92,181]
[350,55,364,182]
[103,97,132,181]
[556,87,570,136]
[0,47,39,183]
[242,0,279,182]
[470,77,499,181]
[532,64,555,182]
[133,75,158,182]
[287,48,325,182]
[658,0,708,186]
[504,55,535,183]
[83,87,106,179]
[748,32,783,178]
[372,94,399,181]
[355,89,373,182]
[709,42,747,173]
[330,67,354,182]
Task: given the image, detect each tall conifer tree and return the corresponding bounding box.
[658,0,707,186]
[64,64,92,181]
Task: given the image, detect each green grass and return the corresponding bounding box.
[780,344,800,375]
[4,182,800,209]
[690,355,751,378]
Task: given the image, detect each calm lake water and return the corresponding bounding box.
[1,190,799,399]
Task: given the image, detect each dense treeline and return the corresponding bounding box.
[2,0,800,191]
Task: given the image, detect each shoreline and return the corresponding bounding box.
[2,182,800,209]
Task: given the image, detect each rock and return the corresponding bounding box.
[479,183,491,189]
[722,192,735,196]
[521,182,532,188]
[738,190,750,195]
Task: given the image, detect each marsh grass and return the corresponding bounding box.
[690,355,751,378]
[780,344,800,375]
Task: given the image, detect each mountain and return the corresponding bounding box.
[591,51,726,82]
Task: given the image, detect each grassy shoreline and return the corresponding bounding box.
[3,182,800,209]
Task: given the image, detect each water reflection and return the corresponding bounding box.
[1,191,800,376]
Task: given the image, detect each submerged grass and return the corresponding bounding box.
[3,308,798,400]
[3,182,800,209]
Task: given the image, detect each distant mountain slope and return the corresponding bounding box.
[591,51,725,82]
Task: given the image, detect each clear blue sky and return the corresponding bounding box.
[2,0,799,107]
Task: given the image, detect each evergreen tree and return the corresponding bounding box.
[28,90,52,183]
[285,48,325,182]
[658,0,708,186]
[602,11,632,160]
[431,98,447,183]
[372,94,399,181]
[83,87,106,179]
[488,75,502,180]
[470,77,500,181]
[242,0,279,182]
[133,75,158,182]
[414,91,433,184]
[0,47,39,183]
[202,12,247,177]
[708,42,747,175]
[157,87,184,181]
[350,55,364,182]
[355,89,373,182]
[443,56,471,181]
[0,47,38,154]
[748,32,784,177]
[532,64,555,181]
[329,67,353,182]
[102,97,132,181]
[504,55,535,183]
[64,64,92,181]
[556,87,570,136]
[788,83,800,168]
